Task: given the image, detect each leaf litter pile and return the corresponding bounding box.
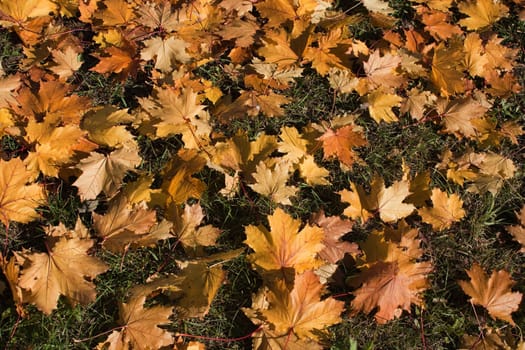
[0,0,524,349]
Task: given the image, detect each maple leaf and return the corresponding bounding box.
[73,146,142,201]
[298,155,330,186]
[15,80,91,125]
[93,196,157,253]
[431,39,466,97]
[310,211,359,264]
[97,295,173,350]
[211,131,278,180]
[468,151,516,194]
[245,208,325,274]
[317,124,367,167]
[81,106,135,148]
[436,97,489,139]
[375,178,416,223]
[49,46,82,81]
[218,16,258,48]
[18,234,108,314]
[303,28,352,76]
[24,121,91,178]
[420,9,463,40]
[0,0,56,44]
[418,188,465,230]
[339,182,374,223]
[464,33,490,77]
[159,149,207,206]
[258,28,301,68]
[0,158,45,225]
[136,0,179,32]
[458,0,509,30]
[0,75,20,108]
[506,205,525,253]
[1,254,27,316]
[95,0,135,26]
[363,50,405,90]
[401,88,437,121]
[341,176,415,224]
[277,126,308,163]
[365,89,403,123]
[262,270,345,340]
[173,203,221,256]
[458,263,522,325]
[249,160,298,205]
[141,36,191,73]
[168,250,242,318]
[139,86,207,144]
[350,229,432,323]
[91,46,136,77]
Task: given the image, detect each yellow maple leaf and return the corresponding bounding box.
[365,89,403,123]
[23,121,90,178]
[81,106,135,148]
[49,46,82,81]
[244,208,325,273]
[458,0,509,30]
[340,176,415,223]
[0,0,56,44]
[173,203,221,256]
[304,28,351,76]
[436,97,489,139]
[418,188,465,230]
[262,270,345,339]
[0,158,45,225]
[249,160,298,205]
[94,0,135,26]
[93,196,157,253]
[141,36,191,73]
[298,155,330,186]
[363,50,405,90]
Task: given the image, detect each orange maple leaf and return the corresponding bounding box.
[506,205,525,253]
[350,229,432,323]
[458,263,522,325]
[317,124,367,167]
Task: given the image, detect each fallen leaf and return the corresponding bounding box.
[351,229,432,323]
[418,188,466,230]
[0,158,45,225]
[317,124,367,167]
[262,270,345,339]
[310,211,359,264]
[458,0,509,30]
[96,295,173,349]
[245,208,325,274]
[73,146,142,201]
[249,160,298,205]
[506,205,525,253]
[18,234,108,314]
[458,263,522,325]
